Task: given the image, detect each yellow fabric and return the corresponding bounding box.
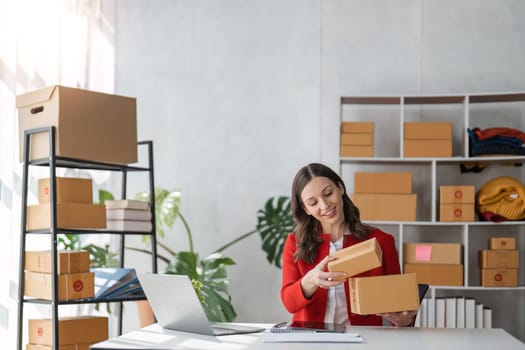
[476,176,525,220]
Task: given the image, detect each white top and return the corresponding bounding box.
[324,237,350,325]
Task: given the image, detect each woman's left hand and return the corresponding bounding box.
[379,310,417,327]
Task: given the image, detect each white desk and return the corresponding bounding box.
[90,323,525,350]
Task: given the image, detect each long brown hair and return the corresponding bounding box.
[290,163,374,264]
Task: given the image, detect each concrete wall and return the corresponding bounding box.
[114,0,525,339]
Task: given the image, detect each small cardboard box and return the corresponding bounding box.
[403,242,462,265]
[403,263,463,286]
[340,133,374,145]
[341,122,374,134]
[349,273,419,315]
[327,238,382,280]
[24,271,94,301]
[481,268,518,287]
[351,193,417,221]
[354,172,412,194]
[439,203,475,222]
[479,250,519,268]
[28,316,108,346]
[27,343,91,350]
[403,121,452,157]
[27,203,106,230]
[440,185,475,204]
[17,85,137,164]
[38,178,93,204]
[341,145,374,157]
[25,250,90,274]
[489,237,516,250]
[340,122,374,157]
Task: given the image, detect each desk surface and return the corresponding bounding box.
[90,323,524,350]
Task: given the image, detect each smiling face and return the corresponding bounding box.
[300,176,345,234]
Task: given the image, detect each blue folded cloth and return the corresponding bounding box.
[468,128,525,156]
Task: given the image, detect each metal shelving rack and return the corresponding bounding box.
[17,126,158,350]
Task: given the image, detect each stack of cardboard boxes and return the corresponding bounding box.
[27,177,106,230]
[27,316,108,350]
[340,122,374,157]
[403,242,463,286]
[439,185,475,222]
[480,237,519,287]
[351,172,417,221]
[404,121,453,157]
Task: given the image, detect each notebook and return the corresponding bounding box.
[136,273,265,336]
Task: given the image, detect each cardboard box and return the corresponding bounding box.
[17,85,137,164]
[481,268,518,287]
[404,263,463,286]
[340,133,374,145]
[340,145,374,157]
[354,172,412,194]
[403,140,452,157]
[489,237,516,250]
[403,121,452,157]
[28,316,108,346]
[25,250,90,274]
[439,203,475,222]
[27,343,91,350]
[349,273,419,315]
[440,185,475,204]
[24,271,94,301]
[341,122,374,134]
[403,242,462,265]
[38,178,93,204]
[351,193,417,221]
[479,250,519,268]
[327,238,382,280]
[26,203,106,230]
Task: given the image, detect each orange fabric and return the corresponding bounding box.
[474,127,525,143]
[280,229,401,326]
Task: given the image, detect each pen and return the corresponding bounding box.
[272,321,288,329]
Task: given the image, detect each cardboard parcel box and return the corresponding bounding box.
[354,172,412,194]
[327,237,382,280]
[17,85,137,164]
[349,273,419,315]
[481,268,518,287]
[403,263,463,286]
[479,250,519,268]
[439,185,475,222]
[27,203,106,230]
[38,177,93,204]
[24,271,94,301]
[26,344,91,350]
[489,237,516,250]
[28,316,108,346]
[403,121,452,157]
[25,250,90,274]
[340,122,374,157]
[403,242,462,265]
[351,193,417,221]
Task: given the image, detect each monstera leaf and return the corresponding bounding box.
[256,196,294,268]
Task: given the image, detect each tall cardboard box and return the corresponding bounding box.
[27,203,106,230]
[327,238,382,280]
[28,316,108,345]
[38,178,93,204]
[25,250,90,274]
[403,122,452,157]
[354,172,412,194]
[439,185,475,222]
[17,85,137,164]
[340,122,374,157]
[349,273,419,315]
[403,242,462,265]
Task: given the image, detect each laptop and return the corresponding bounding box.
[137,272,265,336]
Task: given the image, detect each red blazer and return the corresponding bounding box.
[280,229,401,326]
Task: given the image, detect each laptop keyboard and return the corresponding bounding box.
[210,323,265,336]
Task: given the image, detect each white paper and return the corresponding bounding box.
[261,332,363,343]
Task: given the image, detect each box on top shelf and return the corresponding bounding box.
[349,273,419,315]
[351,193,416,221]
[25,250,90,274]
[403,121,452,157]
[24,271,94,301]
[489,237,516,250]
[403,242,462,265]
[340,122,374,157]
[26,203,106,230]
[17,85,137,164]
[327,237,382,280]
[354,172,412,194]
[38,177,93,204]
[28,316,108,345]
[403,263,463,286]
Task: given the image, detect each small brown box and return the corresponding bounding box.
[489,237,516,250]
[327,238,382,280]
[403,242,462,265]
[479,250,519,268]
[28,316,108,346]
[403,139,452,157]
[349,273,419,315]
[481,268,518,287]
[26,344,91,350]
[24,271,94,301]
[404,122,452,140]
[38,178,93,204]
[26,203,106,230]
[341,145,374,157]
[25,250,90,274]
[341,122,374,134]
[354,172,412,194]
[340,133,374,146]
[351,193,417,221]
[403,263,464,286]
[439,203,475,222]
[440,185,475,204]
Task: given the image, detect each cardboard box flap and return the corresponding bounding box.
[16,86,57,108]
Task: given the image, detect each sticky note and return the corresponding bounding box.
[415,245,432,262]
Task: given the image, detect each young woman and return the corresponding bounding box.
[281,163,416,327]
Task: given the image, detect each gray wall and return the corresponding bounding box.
[114,0,525,338]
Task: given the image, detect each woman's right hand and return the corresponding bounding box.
[300,255,347,298]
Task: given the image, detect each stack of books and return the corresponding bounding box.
[105,199,152,232]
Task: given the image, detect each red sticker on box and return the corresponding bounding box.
[37,327,44,337]
[73,280,84,292]
[415,245,432,261]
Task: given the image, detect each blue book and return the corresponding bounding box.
[92,267,144,300]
